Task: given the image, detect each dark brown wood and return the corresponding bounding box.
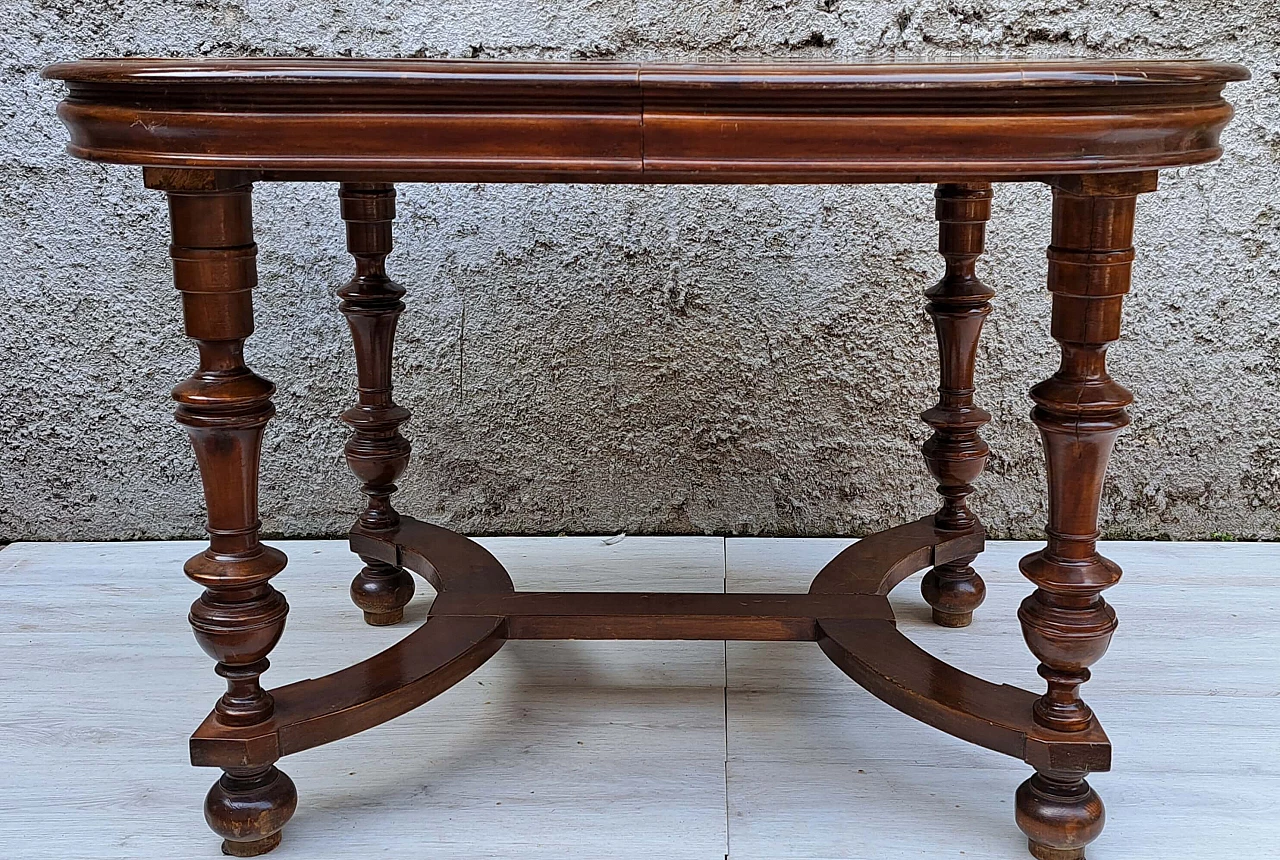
[44,59,1246,182]
[45,58,1248,860]
[193,512,975,769]
[192,519,514,768]
[204,766,297,857]
[808,514,985,597]
[349,515,517,594]
[1014,171,1155,860]
[149,167,297,857]
[819,619,1110,772]
[191,613,506,768]
[433,591,894,640]
[920,182,994,628]
[338,182,416,626]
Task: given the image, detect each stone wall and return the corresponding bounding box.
[3,1,1278,540]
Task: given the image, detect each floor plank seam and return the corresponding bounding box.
[723,536,732,860]
[4,538,1279,858]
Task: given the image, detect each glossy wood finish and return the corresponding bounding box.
[818,620,1110,773]
[45,57,1247,860]
[189,514,1107,783]
[809,515,985,597]
[43,59,1246,182]
[146,166,296,857]
[338,181,416,626]
[1014,172,1155,860]
[432,591,895,640]
[920,182,994,628]
[192,512,1087,773]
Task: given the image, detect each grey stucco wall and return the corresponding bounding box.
[2,1,1278,542]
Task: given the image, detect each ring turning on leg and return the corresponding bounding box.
[147,168,298,855]
[1016,172,1156,859]
[921,182,994,628]
[339,182,416,625]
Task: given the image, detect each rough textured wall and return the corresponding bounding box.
[2,1,1278,541]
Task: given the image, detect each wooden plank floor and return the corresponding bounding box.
[1,536,1277,858]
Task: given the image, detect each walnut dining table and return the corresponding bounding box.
[43,57,1247,859]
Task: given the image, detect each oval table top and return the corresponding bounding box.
[44,58,1249,183]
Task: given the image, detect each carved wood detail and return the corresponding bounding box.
[1014,171,1157,860]
[204,765,298,857]
[44,59,1248,181]
[45,60,1245,860]
[920,182,994,628]
[153,169,297,856]
[338,182,416,626]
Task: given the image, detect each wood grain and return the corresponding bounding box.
[920,182,994,628]
[35,55,1253,859]
[338,181,418,627]
[43,59,1247,181]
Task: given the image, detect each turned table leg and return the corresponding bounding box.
[338,182,415,625]
[147,168,297,856]
[1015,173,1156,860]
[921,182,993,627]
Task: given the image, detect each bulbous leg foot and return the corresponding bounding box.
[1015,771,1104,860]
[351,557,415,626]
[205,765,297,857]
[921,557,986,628]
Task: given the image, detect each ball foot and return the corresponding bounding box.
[351,557,415,626]
[205,766,297,857]
[1016,771,1104,860]
[921,559,985,628]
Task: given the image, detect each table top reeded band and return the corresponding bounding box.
[44,58,1249,182]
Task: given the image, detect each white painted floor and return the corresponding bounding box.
[1,536,1277,859]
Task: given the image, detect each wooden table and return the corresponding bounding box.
[44,58,1247,859]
